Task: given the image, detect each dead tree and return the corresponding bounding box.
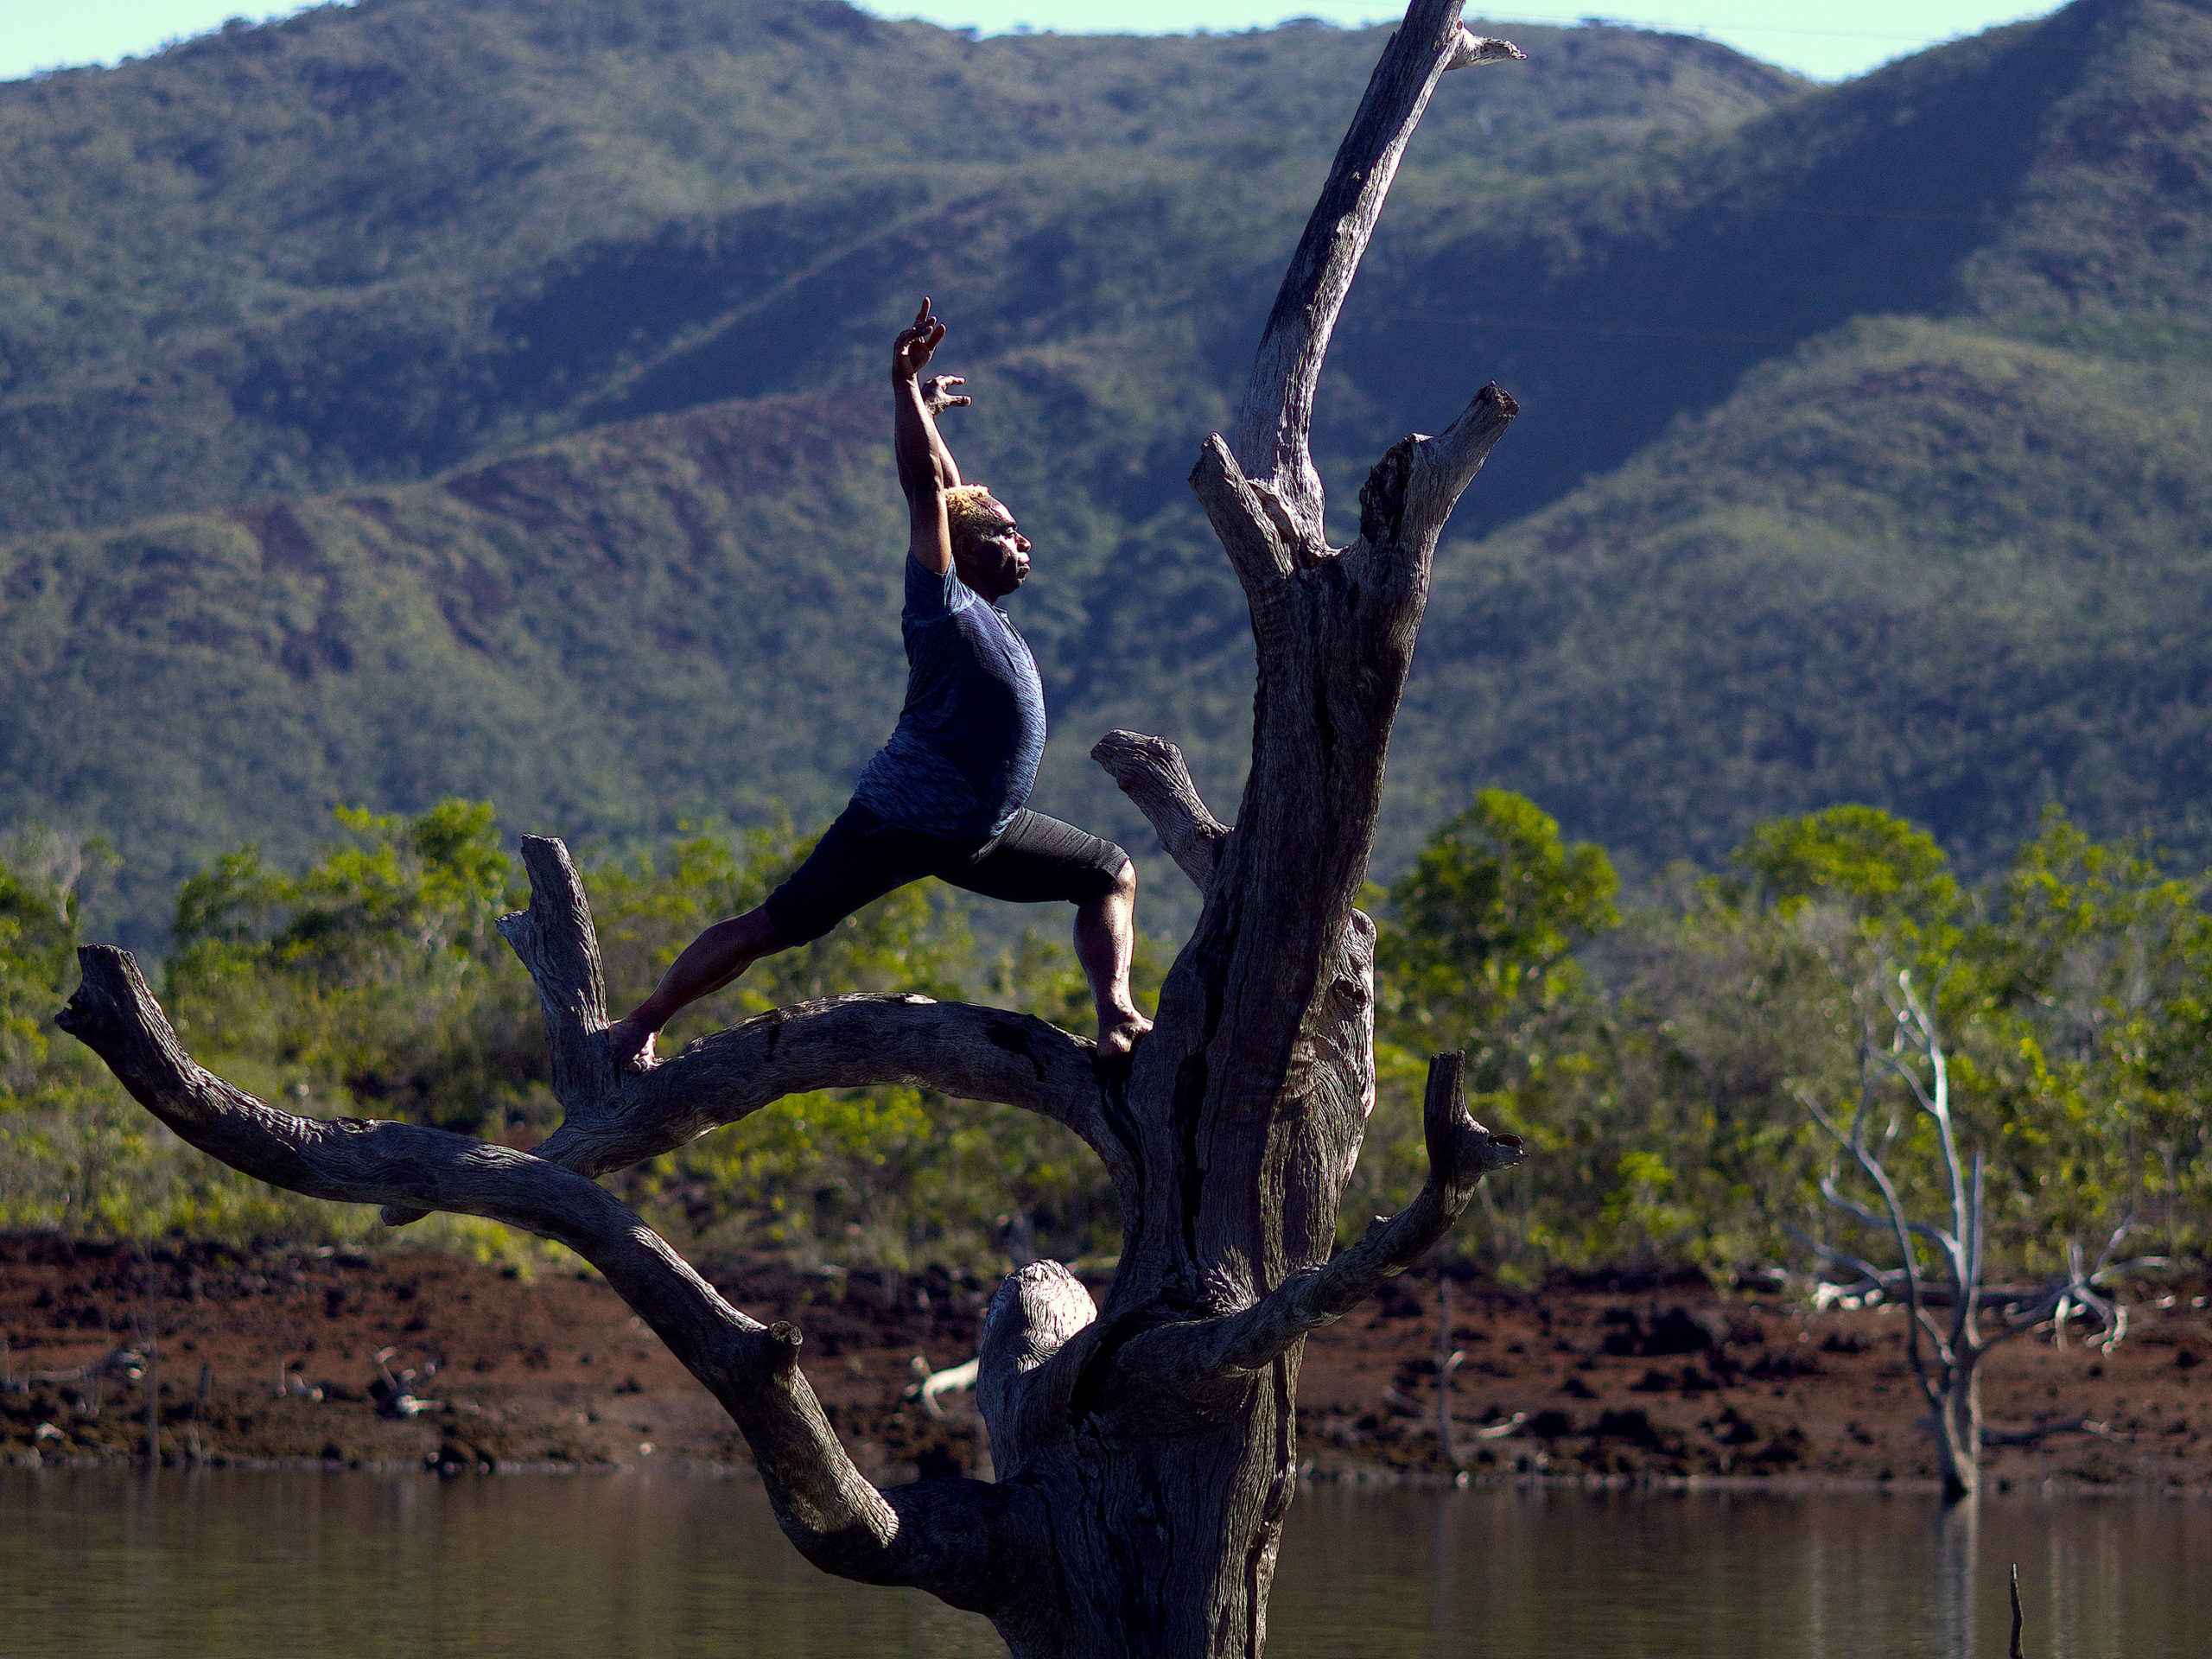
[56,7,1525,1653]
[1796,966,2141,1503]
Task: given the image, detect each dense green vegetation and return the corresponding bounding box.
[4,793,2203,1282]
[1361,793,2212,1283]
[0,800,1128,1268]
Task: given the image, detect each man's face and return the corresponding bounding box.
[954,504,1031,601]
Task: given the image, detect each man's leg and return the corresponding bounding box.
[606,803,936,1071]
[606,907,782,1069]
[1076,856,1152,1058]
[948,811,1153,1058]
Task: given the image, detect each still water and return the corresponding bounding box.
[3,1469,2206,1657]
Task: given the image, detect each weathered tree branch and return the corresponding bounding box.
[1802,1069,1951,1416]
[1179,1053,1522,1377]
[1445,25,1522,72]
[1191,435,1302,613]
[1361,383,1519,563]
[1813,1168,1953,1257]
[978,1260,1099,1475]
[1090,730,1231,889]
[504,836,620,1111]
[54,945,1027,1606]
[1230,0,1522,541]
[545,995,1119,1180]
[1789,1236,2157,1319]
[382,836,1119,1225]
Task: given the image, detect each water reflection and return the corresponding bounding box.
[4,1470,2207,1658]
[1272,1484,2212,1657]
[1932,1497,1980,1656]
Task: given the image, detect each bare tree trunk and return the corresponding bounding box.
[1925,1349,1989,1503]
[1801,966,2140,1509]
[57,7,1528,1653]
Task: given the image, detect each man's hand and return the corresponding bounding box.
[893,296,945,385]
[893,297,960,564]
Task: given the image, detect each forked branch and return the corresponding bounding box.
[1165,1053,1522,1379]
[1230,0,1522,541]
[1357,383,1519,563]
[54,946,1027,1605]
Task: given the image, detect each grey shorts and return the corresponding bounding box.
[762,801,1129,948]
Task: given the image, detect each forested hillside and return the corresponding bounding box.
[0,0,1788,542]
[3,0,2209,944]
[0,0,1803,939]
[1390,0,2212,871]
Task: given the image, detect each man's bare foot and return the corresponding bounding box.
[1097,1009,1153,1058]
[603,1016,658,1073]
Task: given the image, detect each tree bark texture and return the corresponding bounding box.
[59,6,1526,1652]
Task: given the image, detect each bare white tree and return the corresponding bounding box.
[1796,964,2144,1503]
[58,7,1528,1651]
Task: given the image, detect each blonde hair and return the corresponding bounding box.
[944,484,1007,548]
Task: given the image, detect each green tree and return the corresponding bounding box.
[1377,787,1618,1073]
[0,831,241,1239]
[1364,791,1618,1272]
[163,798,535,1138]
[1962,809,2212,1262]
[1731,802,1964,945]
[0,845,81,1087]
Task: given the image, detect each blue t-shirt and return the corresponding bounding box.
[850,555,1047,840]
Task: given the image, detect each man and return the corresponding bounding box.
[605,299,1153,1068]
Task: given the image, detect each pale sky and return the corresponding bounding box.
[3,0,2067,85]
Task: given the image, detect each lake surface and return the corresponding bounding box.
[3,1468,2206,1657]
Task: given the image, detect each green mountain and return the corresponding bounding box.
[0,2,1790,541]
[3,0,2209,944]
[1391,0,2212,874]
[0,0,1801,940]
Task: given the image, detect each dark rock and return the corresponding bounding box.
[1599,1304,1731,1357]
[1592,1408,1665,1448]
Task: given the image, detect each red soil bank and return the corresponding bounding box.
[3,1236,2205,1492]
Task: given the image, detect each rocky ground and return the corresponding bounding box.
[3,1234,2206,1492]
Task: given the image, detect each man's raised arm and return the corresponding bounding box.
[892,298,967,576]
